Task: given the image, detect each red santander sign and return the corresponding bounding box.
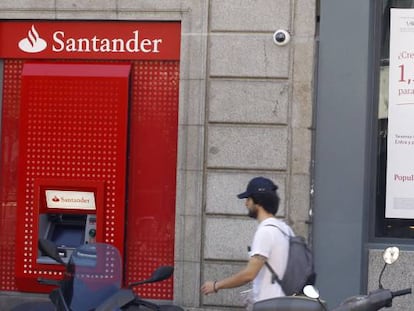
[0,21,180,60]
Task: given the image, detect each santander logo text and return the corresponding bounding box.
[18,24,163,55]
[18,25,47,53]
[52,30,162,53]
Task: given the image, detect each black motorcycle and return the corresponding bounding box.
[11,239,184,311]
[253,246,411,311]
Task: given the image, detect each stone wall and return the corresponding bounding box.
[0,1,316,310]
[201,0,316,308]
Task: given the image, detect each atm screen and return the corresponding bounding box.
[50,224,85,248]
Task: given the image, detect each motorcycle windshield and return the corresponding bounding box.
[63,243,122,311]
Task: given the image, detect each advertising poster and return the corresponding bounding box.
[386,9,414,218]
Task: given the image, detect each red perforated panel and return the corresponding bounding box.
[15,63,130,291]
[125,61,179,299]
[0,59,180,300]
[0,60,23,291]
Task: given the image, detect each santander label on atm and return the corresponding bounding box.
[45,190,96,210]
[0,21,181,60]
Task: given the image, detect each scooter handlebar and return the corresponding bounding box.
[392,288,412,298]
[333,287,411,311]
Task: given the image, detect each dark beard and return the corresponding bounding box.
[248,207,258,219]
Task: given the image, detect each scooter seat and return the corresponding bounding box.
[253,296,326,311]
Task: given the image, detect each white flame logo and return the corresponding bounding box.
[18,25,47,53]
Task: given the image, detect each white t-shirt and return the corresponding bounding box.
[249,217,293,302]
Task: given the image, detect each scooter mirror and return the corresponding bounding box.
[147,266,174,283]
[128,266,174,288]
[303,285,320,299]
[383,247,399,265]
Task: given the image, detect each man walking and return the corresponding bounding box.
[201,176,293,308]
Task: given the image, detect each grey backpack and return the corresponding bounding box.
[264,224,316,296]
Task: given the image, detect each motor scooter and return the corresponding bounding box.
[252,246,411,311]
[11,239,184,311]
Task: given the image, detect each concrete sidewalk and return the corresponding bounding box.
[0,291,50,311]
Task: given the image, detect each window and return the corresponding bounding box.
[375,0,414,238]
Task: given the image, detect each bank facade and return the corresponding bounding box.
[0,1,412,310]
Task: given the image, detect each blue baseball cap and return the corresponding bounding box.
[237,177,278,199]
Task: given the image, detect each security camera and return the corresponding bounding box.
[273,30,291,46]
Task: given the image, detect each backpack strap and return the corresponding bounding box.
[265,260,281,284]
[265,224,291,238]
[248,245,280,284]
[262,224,291,285]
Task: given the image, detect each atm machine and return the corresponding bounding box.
[14,63,130,292]
[35,181,104,265]
[37,188,100,264]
